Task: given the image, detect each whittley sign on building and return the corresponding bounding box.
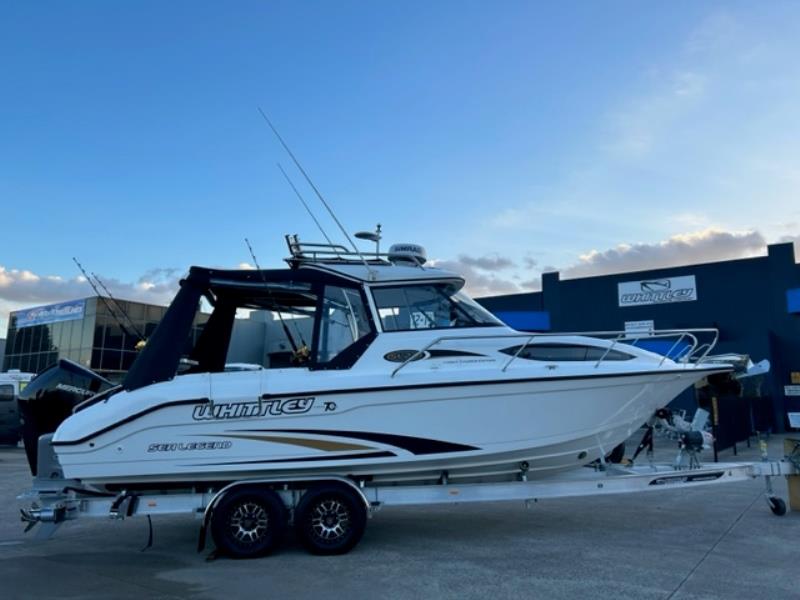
[618,275,698,307]
[14,299,86,328]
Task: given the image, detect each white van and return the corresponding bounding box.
[0,370,35,445]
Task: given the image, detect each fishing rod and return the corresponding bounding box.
[72,257,139,343]
[91,271,146,342]
[276,162,340,256]
[256,108,375,277]
[244,238,308,362]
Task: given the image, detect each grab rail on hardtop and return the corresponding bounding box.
[286,234,390,263]
[390,328,720,378]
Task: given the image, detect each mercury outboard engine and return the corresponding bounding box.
[18,359,114,475]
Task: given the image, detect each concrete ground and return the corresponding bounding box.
[0,435,798,600]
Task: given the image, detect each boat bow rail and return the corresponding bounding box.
[390,328,721,377]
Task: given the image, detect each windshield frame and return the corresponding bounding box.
[369,282,505,333]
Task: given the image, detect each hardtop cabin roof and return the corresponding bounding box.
[183,262,465,290]
[299,262,465,286]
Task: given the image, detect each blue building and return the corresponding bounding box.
[478,243,800,432]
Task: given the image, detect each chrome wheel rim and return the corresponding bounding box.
[310,498,351,542]
[228,502,269,545]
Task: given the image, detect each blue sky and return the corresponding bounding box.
[2,1,799,331]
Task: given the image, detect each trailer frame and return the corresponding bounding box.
[19,440,799,556]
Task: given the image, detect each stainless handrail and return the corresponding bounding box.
[501,334,535,372]
[659,332,696,366]
[594,333,623,368]
[389,328,720,378]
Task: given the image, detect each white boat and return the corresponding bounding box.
[27,237,728,489]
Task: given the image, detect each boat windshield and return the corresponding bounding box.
[372,283,503,332]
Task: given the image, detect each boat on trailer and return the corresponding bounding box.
[25,236,727,487]
[21,235,796,557]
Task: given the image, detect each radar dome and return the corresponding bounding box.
[388,243,427,266]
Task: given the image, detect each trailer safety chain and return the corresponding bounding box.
[140,515,153,552]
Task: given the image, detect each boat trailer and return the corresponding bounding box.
[18,436,800,557]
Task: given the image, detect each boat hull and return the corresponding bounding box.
[52,368,714,487]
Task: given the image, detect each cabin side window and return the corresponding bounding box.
[316,286,373,365]
[500,344,635,362]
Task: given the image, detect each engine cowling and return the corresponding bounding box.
[17,359,114,475]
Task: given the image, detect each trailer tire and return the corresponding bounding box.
[295,484,367,555]
[210,487,287,558]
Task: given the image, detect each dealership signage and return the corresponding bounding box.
[14,299,86,328]
[618,275,697,307]
[624,320,655,335]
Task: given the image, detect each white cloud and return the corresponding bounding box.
[455,254,516,271]
[0,265,185,334]
[431,227,783,296]
[518,278,541,291]
[430,252,539,297]
[561,228,767,278]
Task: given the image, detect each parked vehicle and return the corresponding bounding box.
[0,370,34,445]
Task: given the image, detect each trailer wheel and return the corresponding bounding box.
[295,484,367,555]
[211,487,287,558]
[768,496,787,516]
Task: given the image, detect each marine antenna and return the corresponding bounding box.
[72,257,143,343]
[243,238,308,361]
[355,224,382,259]
[90,271,146,342]
[257,107,376,279]
[276,162,340,256]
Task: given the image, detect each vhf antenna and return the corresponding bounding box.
[91,271,146,342]
[72,257,142,342]
[257,107,376,279]
[276,162,340,256]
[355,224,382,259]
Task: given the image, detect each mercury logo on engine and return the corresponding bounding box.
[192,397,315,421]
[55,383,94,397]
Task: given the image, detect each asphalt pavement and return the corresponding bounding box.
[1,435,798,600]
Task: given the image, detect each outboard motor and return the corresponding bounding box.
[18,359,114,475]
